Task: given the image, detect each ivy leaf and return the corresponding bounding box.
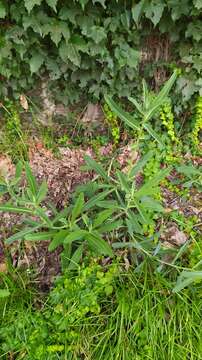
[145,1,165,26]
[78,0,89,10]
[127,48,140,68]
[177,77,198,101]
[87,26,106,44]
[196,78,202,95]
[43,21,70,46]
[30,53,45,74]
[0,1,6,18]
[70,34,88,52]
[59,7,79,24]
[46,0,58,11]
[115,44,140,69]
[194,0,202,9]
[132,0,147,26]
[24,0,42,13]
[46,58,61,80]
[170,0,190,21]
[92,0,106,8]
[186,21,202,42]
[59,41,81,66]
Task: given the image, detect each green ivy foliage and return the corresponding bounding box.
[0,0,201,104]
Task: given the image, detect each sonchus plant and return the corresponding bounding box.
[105,70,178,147]
[0,153,170,268]
[80,152,170,256]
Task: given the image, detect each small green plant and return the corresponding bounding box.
[90,135,109,157]
[0,162,114,267]
[188,237,202,268]
[176,163,202,190]
[57,133,69,146]
[1,261,202,359]
[105,70,178,147]
[103,103,120,145]
[192,96,202,148]
[0,152,170,269]
[160,101,178,142]
[80,152,170,252]
[0,101,28,161]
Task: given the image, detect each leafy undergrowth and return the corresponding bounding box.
[0,77,202,359]
[1,260,202,360]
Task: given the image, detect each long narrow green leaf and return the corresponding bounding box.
[135,168,170,198]
[25,231,57,241]
[71,192,84,222]
[10,161,23,186]
[68,244,84,270]
[127,210,143,234]
[142,79,150,110]
[35,208,52,227]
[0,204,33,214]
[177,165,201,177]
[52,207,69,224]
[96,200,119,209]
[143,123,163,146]
[129,150,153,177]
[25,163,38,197]
[48,229,69,251]
[97,219,123,233]
[85,233,113,257]
[15,161,23,179]
[93,209,115,229]
[5,225,42,245]
[36,181,48,204]
[116,170,130,192]
[63,230,87,245]
[145,70,178,121]
[84,155,109,181]
[105,95,140,130]
[83,189,114,211]
[133,200,149,223]
[128,96,144,115]
[173,271,202,292]
[140,196,164,212]
[153,70,178,108]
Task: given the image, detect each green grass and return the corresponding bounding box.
[0,260,201,360]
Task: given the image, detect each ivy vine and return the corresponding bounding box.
[0,0,201,104]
